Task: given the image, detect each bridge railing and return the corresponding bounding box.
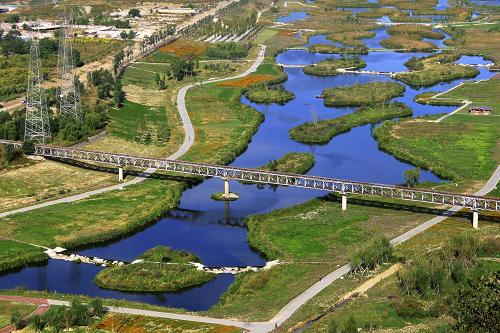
[30,143,500,212]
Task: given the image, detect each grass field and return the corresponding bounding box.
[0,160,117,213]
[373,117,499,187]
[72,37,130,64]
[0,299,36,329]
[439,76,500,115]
[108,100,170,145]
[0,180,183,252]
[290,102,412,144]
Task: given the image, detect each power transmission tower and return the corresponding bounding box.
[58,20,82,121]
[25,37,51,143]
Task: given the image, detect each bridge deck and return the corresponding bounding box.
[1,139,499,212]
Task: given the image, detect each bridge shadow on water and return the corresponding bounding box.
[323,194,500,223]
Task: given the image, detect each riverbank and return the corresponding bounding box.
[290,102,412,144]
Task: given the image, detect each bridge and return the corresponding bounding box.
[1,139,499,228]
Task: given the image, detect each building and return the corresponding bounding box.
[469,106,493,115]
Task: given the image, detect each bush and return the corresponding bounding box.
[21,140,35,154]
[351,237,392,273]
[450,271,499,332]
[343,317,358,333]
[404,167,420,187]
[10,310,23,329]
[328,319,339,333]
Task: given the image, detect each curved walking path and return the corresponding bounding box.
[0,45,266,219]
[0,296,50,333]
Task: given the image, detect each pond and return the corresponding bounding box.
[276,11,310,23]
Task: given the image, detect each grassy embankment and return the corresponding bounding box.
[95,246,215,292]
[381,24,445,52]
[303,56,366,76]
[0,48,280,274]
[289,82,408,144]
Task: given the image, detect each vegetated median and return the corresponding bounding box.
[322,82,406,107]
[94,246,215,292]
[303,56,366,76]
[290,102,413,144]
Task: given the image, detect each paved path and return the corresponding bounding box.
[0,296,50,333]
[0,46,266,219]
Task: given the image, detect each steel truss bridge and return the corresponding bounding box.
[1,139,499,212]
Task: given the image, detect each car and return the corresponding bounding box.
[20,99,26,104]
[0,103,4,109]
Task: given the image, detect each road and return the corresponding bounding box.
[0,296,50,333]
[0,45,266,219]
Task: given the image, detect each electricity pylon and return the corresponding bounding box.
[25,37,51,143]
[58,20,82,121]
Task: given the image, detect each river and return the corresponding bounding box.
[0,8,495,311]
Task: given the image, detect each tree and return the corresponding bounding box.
[21,140,35,155]
[404,167,420,187]
[114,79,125,106]
[90,298,105,316]
[128,8,141,18]
[30,315,46,332]
[10,310,23,329]
[450,271,499,332]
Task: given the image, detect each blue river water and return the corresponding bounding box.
[0,17,495,310]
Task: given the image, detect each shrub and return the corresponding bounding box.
[328,319,339,333]
[10,310,23,329]
[450,271,499,332]
[351,237,392,273]
[343,317,358,333]
[404,167,420,187]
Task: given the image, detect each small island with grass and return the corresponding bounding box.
[290,102,412,144]
[246,84,295,104]
[322,82,406,107]
[94,246,215,292]
[304,56,366,76]
[308,44,368,55]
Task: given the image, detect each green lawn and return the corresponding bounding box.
[0,240,47,272]
[108,100,170,145]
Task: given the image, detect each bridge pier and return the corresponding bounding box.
[118,167,124,182]
[341,194,347,211]
[224,178,230,196]
[472,210,479,229]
